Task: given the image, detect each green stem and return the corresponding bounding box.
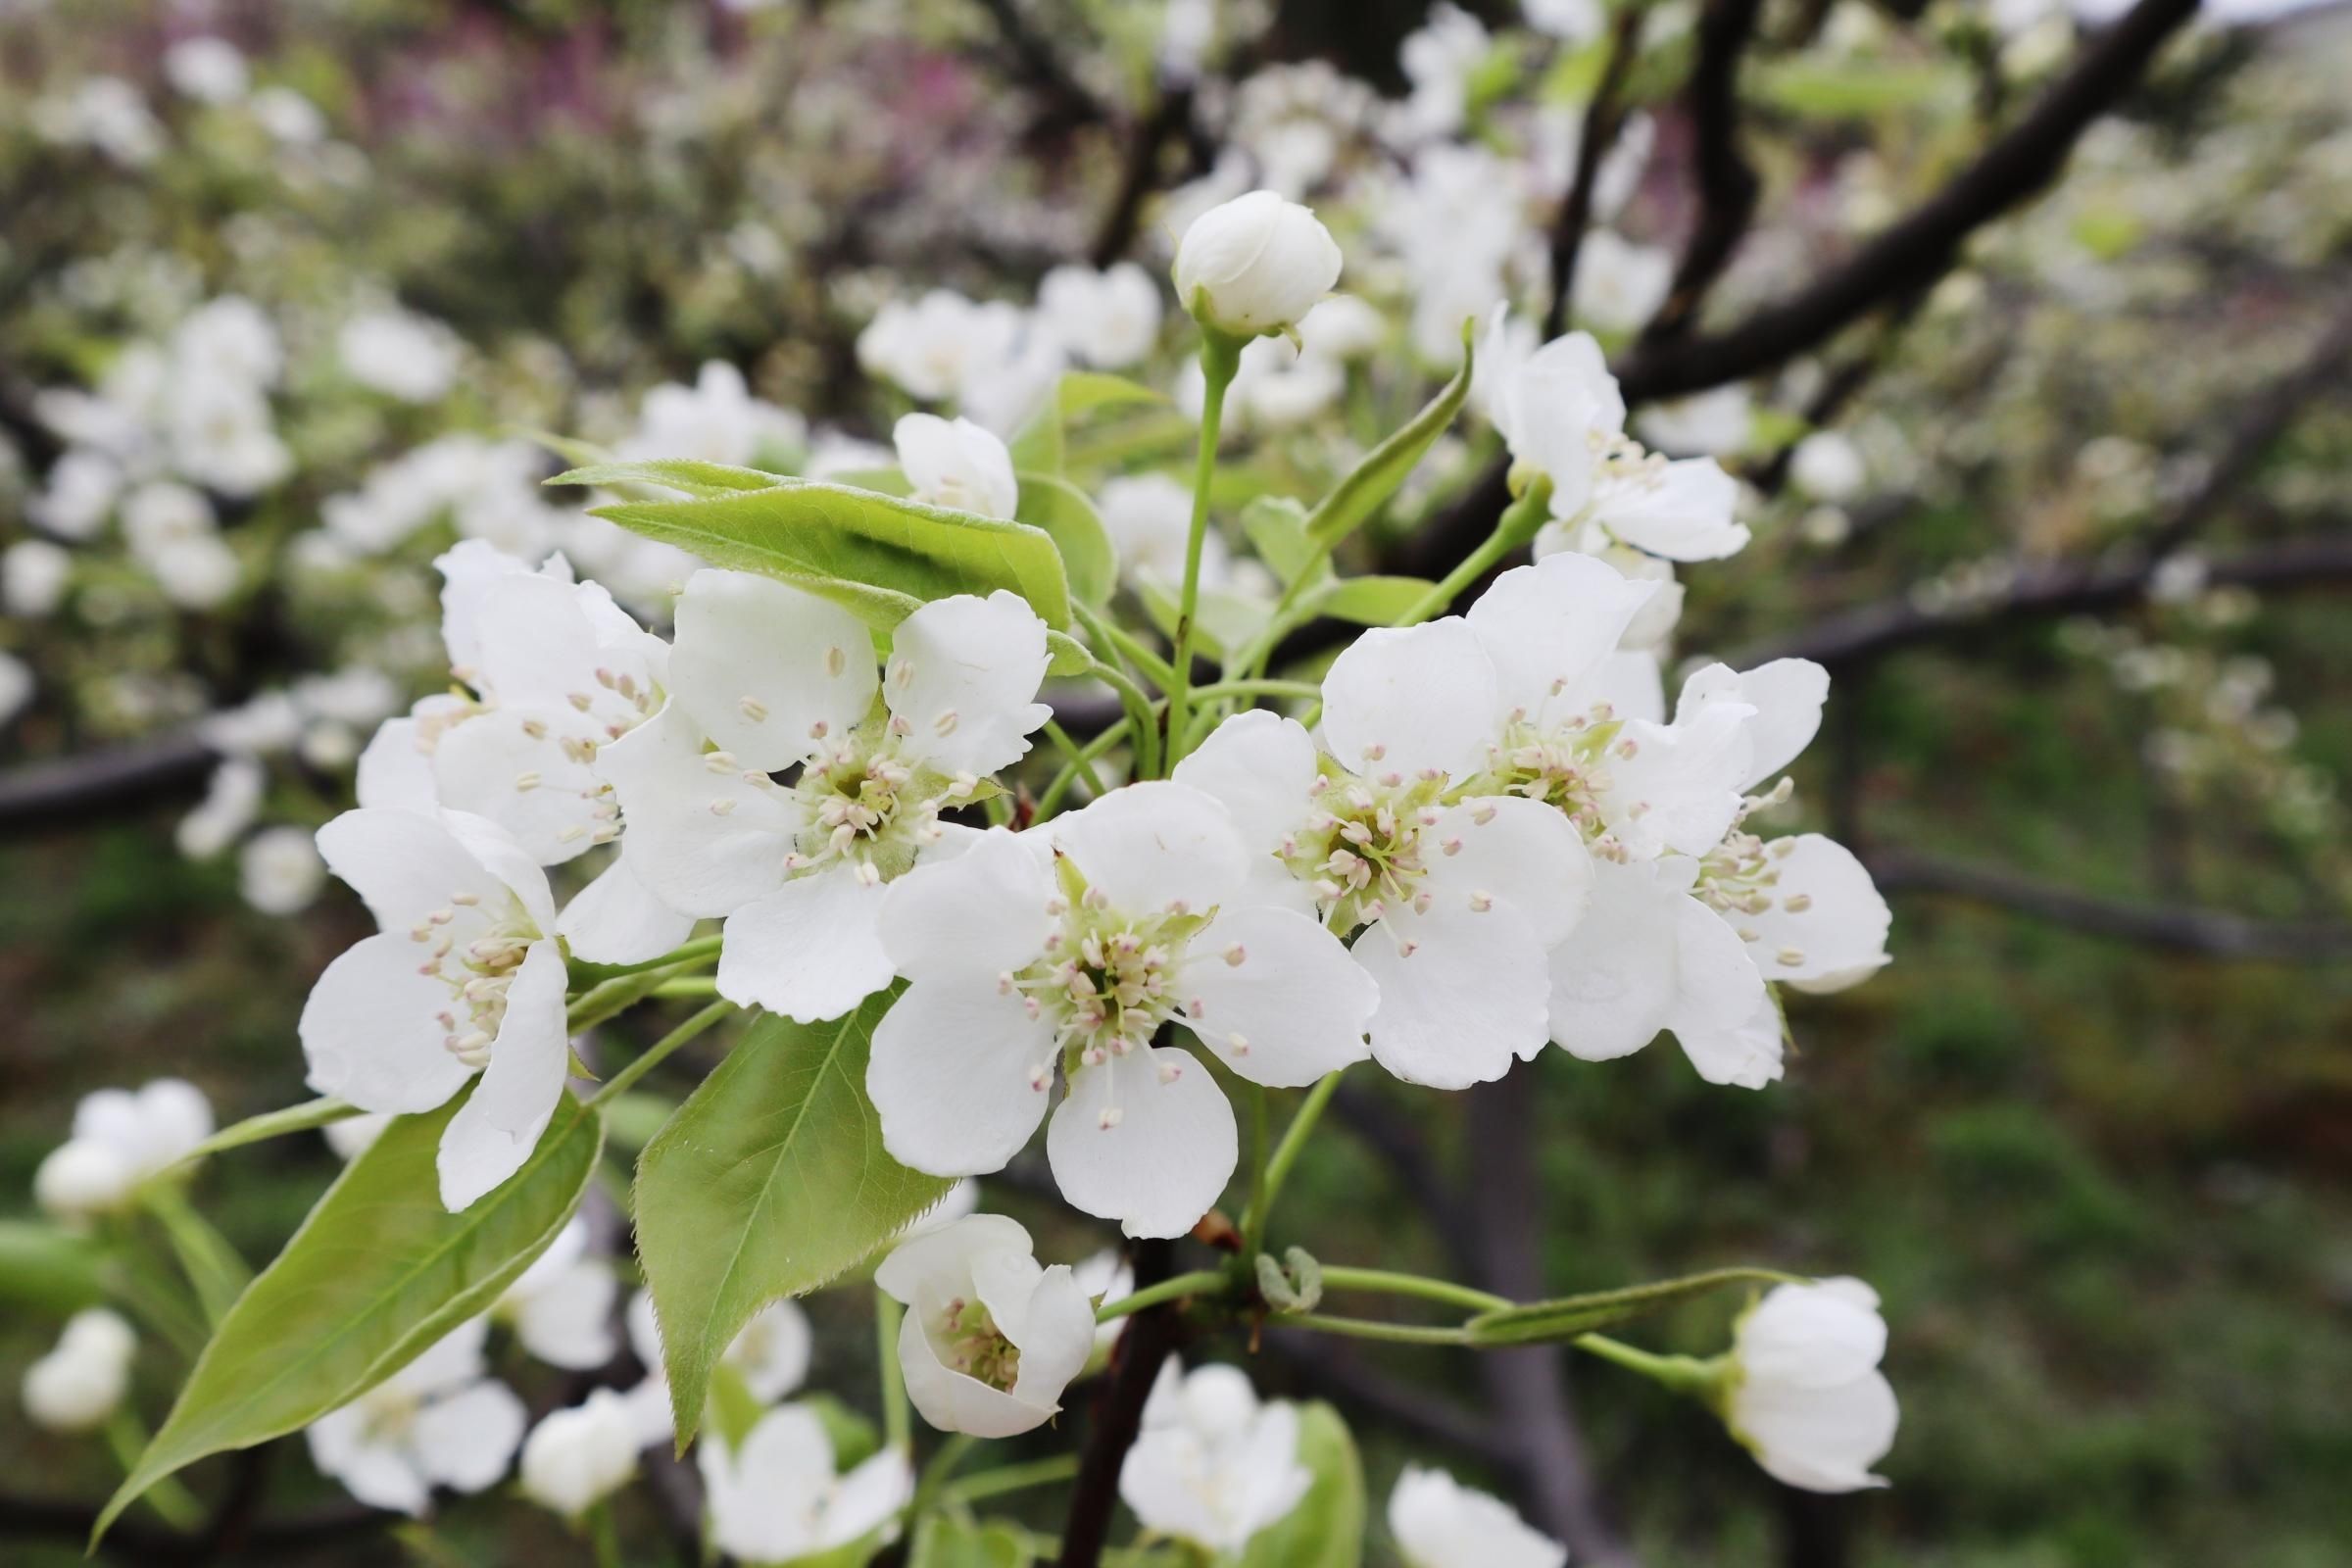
[1094,1269,1231,1324]
[1572,1334,1728,1398]
[1078,635,1163,783]
[567,933,720,985]
[1185,678,1323,705]
[1392,479,1554,627]
[649,976,720,1000]
[1042,719,1107,802]
[1164,330,1242,771]
[1075,600,1175,691]
[1036,717,1131,817]
[589,1001,733,1105]
[877,1292,911,1453]
[105,1411,202,1530]
[587,1498,623,1568]
[946,1453,1081,1503]
[1241,1084,1271,1257]
[909,1432,977,1521]
[1247,1069,1346,1245]
[1315,1267,1511,1315]
[1282,1313,1471,1347]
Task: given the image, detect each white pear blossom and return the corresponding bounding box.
[874,1215,1095,1439]
[33,1078,214,1224]
[1637,384,1754,459]
[621,1288,811,1446]
[1100,471,1228,590]
[1174,573,1631,1088]
[858,290,1027,404]
[164,37,249,104]
[495,1217,618,1370]
[1790,430,1868,503]
[1119,1360,1311,1554]
[1574,230,1675,334]
[619,361,805,468]
[339,308,464,404]
[305,1319,525,1516]
[298,808,571,1210]
[1388,1465,1566,1568]
[3,537,72,615]
[1726,1279,1899,1493]
[701,1406,914,1564]
[28,448,121,539]
[1038,262,1163,368]
[1479,311,1748,564]
[1173,191,1344,339]
[603,576,1049,1025]
[1074,1248,1135,1351]
[894,413,1018,519]
[239,825,328,915]
[21,1310,136,1434]
[868,784,1376,1236]
[249,85,327,145]
[519,1388,639,1519]
[177,758,266,859]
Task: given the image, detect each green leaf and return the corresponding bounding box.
[0,1221,108,1315]
[1008,401,1064,476]
[634,994,953,1446]
[1304,330,1475,552]
[94,1090,604,1544]
[1045,628,1097,678]
[1753,59,1967,120]
[1238,1401,1363,1568]
[601,1090,680,1152]
[1015,471,1118,606]
[1241,497,1324,588]
[909,1514,1036,1568]
[1463,1268,1797,1348]
[1307,575,1440,628]
[592,481,1073,632]
[1011,372,1171,476]
[172,1097,361,1168]
[1138,578,1272,665]
[550,459,792,499]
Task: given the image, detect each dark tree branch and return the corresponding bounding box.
[1057,1238,1179,1568]
[1736,532,2352,672]
[1261,1330,1514,1467]
[1091,82,1199,266]
[1544,7,1649,338]
[1611,0,2202,404]
[1642,0,1768,345]
[1869,851,2352,959]
[1464,1082,1639,1568]
[0,729,220,837]
[970,0,1113,136]
[2140,292,2352,560]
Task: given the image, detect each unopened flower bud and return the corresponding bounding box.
[1172,192,1343,340]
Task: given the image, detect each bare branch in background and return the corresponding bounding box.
[1464,1083,1641,1568]
[1612,0,2202,404]
[1544,8,1650,338]
[0,730,219,837]
[970,0,1112,136]
[1261,1332,1515,1467]
[1091,80,1201,266]
[1869,851,2352,959]
[1058,1237,1180,1568]
[1641,0,1767,345]
[1736,532,2352,671]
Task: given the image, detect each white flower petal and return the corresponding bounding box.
[1739,834,1890,989]
[514,1265,619,1371]
[1663,904,1782,1089]
[1178,906,1374,1087]
[430,706,606,865]
[1048,1047,1237,1239]
[894,1300,1055,1438]
[1173,709,1319,869]
[1545,858,1683,1061]
[1466,553,1660,726]
[1320,619,1500,780]
[316,808,505,932]
[1594,457,1748,563]
[437,940,570,1210]
[597,706,797,917]
[669,570,877,772]
[557,849,698,965]
[1415,797,1591,947]
[1602,703,1754,859]
[1358,908,1551,1089]
[876,826,1054,982]
[1734,1370,1898,1493]
[868,980,1057,1176]
[1004,1264,1098,1413]
[412,1380,527,1493]
[1046,781,1247,918]
[716,866,896,1023]
[307,1421,431,1515]
[1678,659,1829,789]
[298,933,479,1114]
[882,591,1053,776]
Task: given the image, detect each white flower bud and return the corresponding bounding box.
[1172,191,1343,339]
[893,414,1019,520]
[1727,1277,1899,1493]
[1789,431,1867,504]
[518,1388,639,1518]
[22,1309,136,1433]
[33,1138,135,1223]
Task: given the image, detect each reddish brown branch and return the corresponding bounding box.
[1057,1238,1179,1568]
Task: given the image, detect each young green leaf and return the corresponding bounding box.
[592,481,1073,632]
[94,1090,603,1544]
[1237,1401,1364,1568]
[0,1221,108,1315]
[1463,1267,1800,1348]
[910,1514,1037,1568]
[1307,574,1444,627]
[550,459,792,499]
[1241,496,1325,588]
[1015,470,1119,606]
[1303,331,1475,551]
[633,994,954,1446]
